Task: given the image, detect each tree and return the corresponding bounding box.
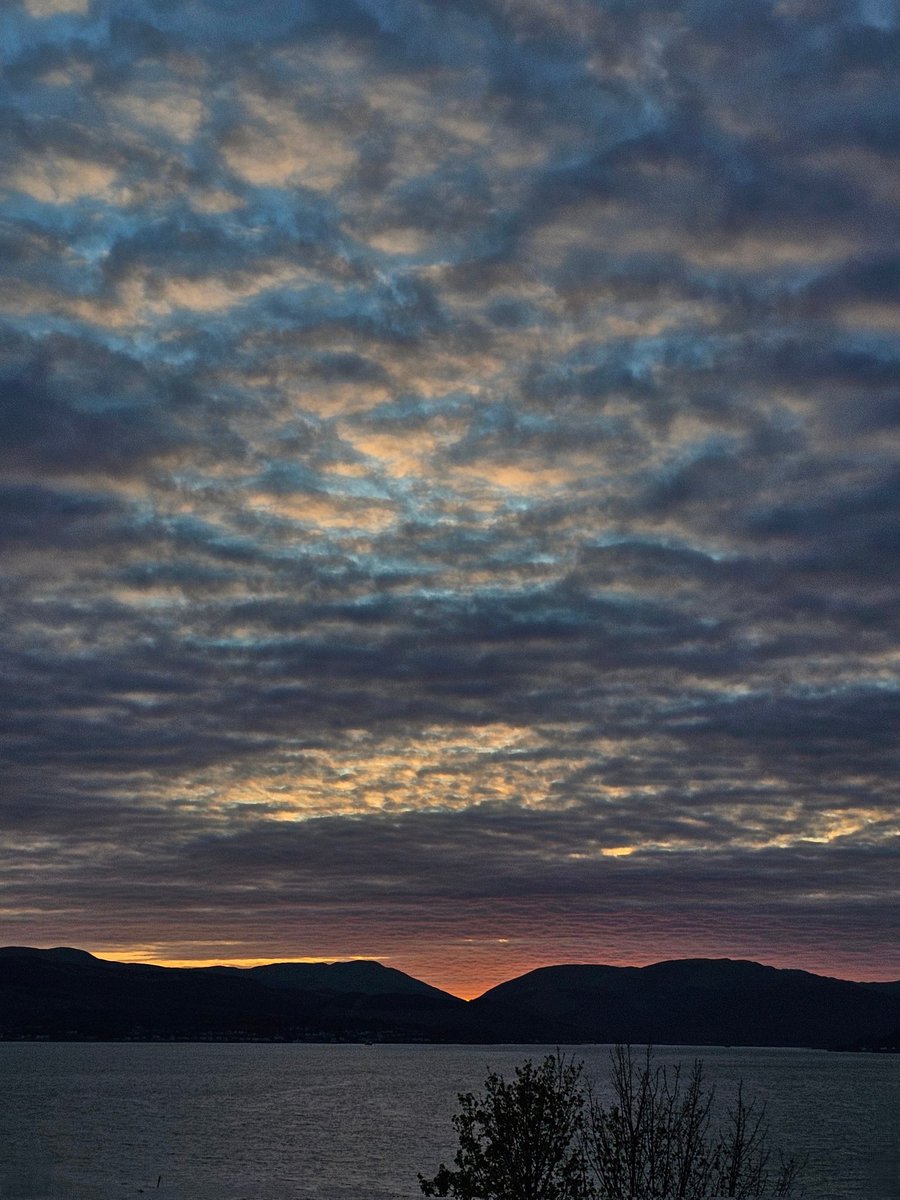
[418,1052,590,1200]
[583,1046,803,1200]
[419,1047,803,1200]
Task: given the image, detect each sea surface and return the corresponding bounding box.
[0,1042,896,1200]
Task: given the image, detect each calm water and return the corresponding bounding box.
[0,1043,896,1200]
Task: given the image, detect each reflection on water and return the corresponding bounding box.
[0,1043,896,1200]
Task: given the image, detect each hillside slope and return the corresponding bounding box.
[471,958,900,1049]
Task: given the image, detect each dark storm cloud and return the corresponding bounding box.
[1,0,898,982]
[0,344,189,475]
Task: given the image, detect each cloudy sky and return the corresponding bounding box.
[1,0,898,998]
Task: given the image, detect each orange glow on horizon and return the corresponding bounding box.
[74,943,900,1003]
[91,948,380,971]
[90,946,487,998]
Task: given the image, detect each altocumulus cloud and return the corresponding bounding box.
[1,0,898,995]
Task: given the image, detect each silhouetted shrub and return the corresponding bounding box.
[585,1045,804,1198]
[419,1047,803,1200]
[419,1052,589,1200]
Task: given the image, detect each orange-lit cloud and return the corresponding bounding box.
[2,0,899,993]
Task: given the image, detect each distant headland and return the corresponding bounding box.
[1,946,898,1050]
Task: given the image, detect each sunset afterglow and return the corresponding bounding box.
[2,0,898,998]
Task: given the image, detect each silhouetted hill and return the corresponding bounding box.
[0,947,470,1042]
[231,959,450,998]
[471,958,900,1049]
[849,1029,900,1051]
[2,948,899,1047]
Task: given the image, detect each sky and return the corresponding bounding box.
[1,0,898,1000]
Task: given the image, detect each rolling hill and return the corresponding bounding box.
[469,958,900,1049]
[2,948,898,1048]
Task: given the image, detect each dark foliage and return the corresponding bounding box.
[419,1053,589,1200]
[420,1047,804,1200]
[585,1046,804,1198]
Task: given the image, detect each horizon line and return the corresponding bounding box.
[5,945,899,1001]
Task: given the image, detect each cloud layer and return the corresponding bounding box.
[2,0,898,995]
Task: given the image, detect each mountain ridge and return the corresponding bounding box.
[2,947,898,1048]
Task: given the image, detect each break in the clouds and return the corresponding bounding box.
[1,0,898,997]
